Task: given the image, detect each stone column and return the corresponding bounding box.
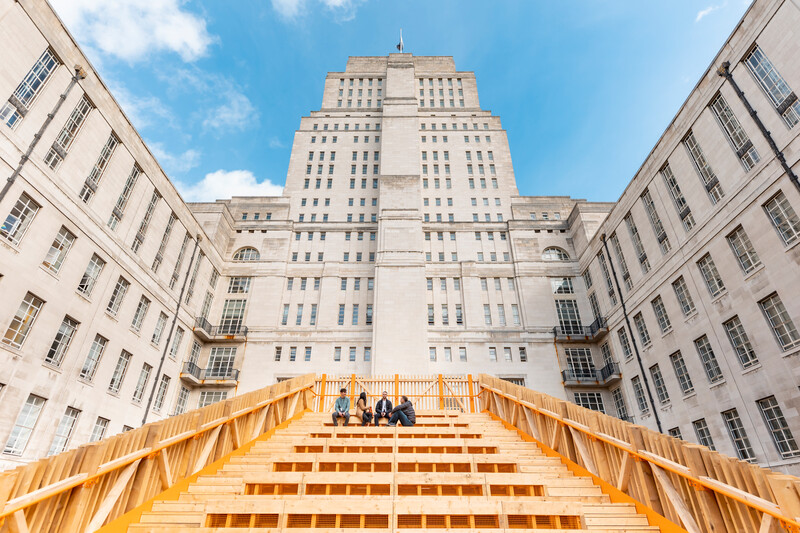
[372,54,428,374]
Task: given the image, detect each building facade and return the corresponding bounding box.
[0,0,799,473]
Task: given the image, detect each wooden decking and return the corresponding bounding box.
[124,410,676,532]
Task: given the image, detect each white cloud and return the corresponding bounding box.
[176,170,284,202]
[268,137,286,149]
[202,92,258,134]
[109,83,176,131]
[149,142,201,175]
[695,4,722,22]
[271,0,365,21]
[50,0,215,62]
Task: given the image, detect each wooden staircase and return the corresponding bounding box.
[124,410,673,532]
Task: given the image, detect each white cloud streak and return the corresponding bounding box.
[50,0,215,62]
[149,142,201,175]
[176,170,284,202]
[271,0,365,21]
[696,4,722,22]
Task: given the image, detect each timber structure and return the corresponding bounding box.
[1,375,800,532]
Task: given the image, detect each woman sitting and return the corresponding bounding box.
[355,392,373,426]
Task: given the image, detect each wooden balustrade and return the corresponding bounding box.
[0,374,315,533]
[313,374,480,414]
[478,374,800,533]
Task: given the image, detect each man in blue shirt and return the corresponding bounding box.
[333,388,350,426]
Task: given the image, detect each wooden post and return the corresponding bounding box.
[627,426,664,516]
[650,464,703,533]
[124,424,163,513]
[438,374,445,410]
[587,417,612,482]
[766,475,800,525]
[85,458,142,531]
[350,374,356,405]
[59,444,105,531]
[394,374,399,406]
[466,374,475,413]
[318,374,327,413]
[683,444,727,533]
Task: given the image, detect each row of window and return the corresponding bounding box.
[420,121,488,131]
[312,121,380,131]
[529,212,563,221]
[420,135,492,144]
[309,135,379,144]
[303,177,379,190]
[3,386,227,457]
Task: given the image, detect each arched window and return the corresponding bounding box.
[542,247,569,261]
[232,247,259,261]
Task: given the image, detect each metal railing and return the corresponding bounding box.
[553,316,608,339]
[561,362,620,384]
[194,316,248,337]
[181,361,240,381]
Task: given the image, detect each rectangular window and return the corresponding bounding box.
[650,364,669,404]
[597,252,617,305]
[697,253,725,297]
[152,374,171,412]
[618,328,633,361]
[484,304,492,325]
[168,327,184,359]
[631,376,648,413]
[131,296,150,332]
[304,347,312,361]
[511,304,520,326]
[744,45,800,128]
[661,163,695,231]
[45,316,79,367]
[459,347,467,361]
[333,347,341,362]
[611,387,628,420]
[44,95,92,169]
[80,134,119,202]
[633,312,651,348]
[1,192,40,246]
[566,348,595,379]
[0,48,58,128]
[641,188,671,254]
[295,304,304,326]
[693,419,716,450]
[77,254,105,296]
[3,292,44,349]
[555,300,582,335]
[131,191,160,253]
[489,347,497,361]
[79,334,108,381]
[670,351,694,395]
[759,292,800,350]
[48,406,80,455]
[174,386,190,415]
[757,396,800,458]
[352,304,359,325]
[108,165,140,230]
[684,131,723,203]
[169,233,190,290]
[726,226,760,274]
[106,277,130,316]
[497,305,506,326]
[151,312,168,345]
[694,335,724,383]
[710,93,760,170]
[722,409,756,462]
[609,233,632,291]
[672,276,695,316]
[198,391,228,408]
[429,347,437,361]
[651,296,671,334]
[220,299,246,335]
[456,305,463,326]
[573,392,605,413]
[132,363,152,403]
[668,427,683,439]
[763,191,800,246]
[4,394,46,455]
[441,305,449,325]
[227,276,251,294]
[723,316,758,369]
[310,304,318,326]
[503,347,512,361]
[43,226,76,274]
[551,277,574,294]
[624,213,650,273]
[349,347,356,362]
[108,350,132,394]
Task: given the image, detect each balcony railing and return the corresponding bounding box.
[180,361,240,385]
[553,316,608,341]
[193,317,248,341]
[561,361,621,386]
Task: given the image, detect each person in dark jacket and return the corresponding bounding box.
[387,395,415,426]
[374,391,392,427]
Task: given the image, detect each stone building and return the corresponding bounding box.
[0,0,799,474]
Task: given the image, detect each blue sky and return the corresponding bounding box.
[50,0,751,202]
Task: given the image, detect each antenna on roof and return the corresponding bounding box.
[396,29,404,53]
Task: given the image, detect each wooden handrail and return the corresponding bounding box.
[479,376,800,532]
[0,374,316,531]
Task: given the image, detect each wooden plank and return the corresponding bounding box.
[617,452,634,492]
[251,405,270,441]
[683,444,727,533]
[651,463,703,533]
[6,510,29,533]
[156,450,173,491]
[192,425,223,475]
[567,426,597,476]
[84,459,141,532]
[1,473,88,513]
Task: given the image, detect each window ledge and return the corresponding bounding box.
[742,364,762,376]
[743,264,766,281]
[42,362,62,373]
[0,238,20,254]
[39,264,60,280]
[0,343,23,358]
[75,291,92,304]
[77,378,94,387]
[781,347,800,359]
[682,391,697,400]
[107,391,120,398]
[660,329,673,339]
[784,238,800,253]
[710,292,729,305]
[683,311,699,323]
[709,379,727,390]
[104,311,118,322]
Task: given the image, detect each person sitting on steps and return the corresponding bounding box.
[374,391,392,427]
[332,388,350,426]
[355,392,372,426]
[387,395,415,427]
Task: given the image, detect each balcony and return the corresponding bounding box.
[553,317,609,342]
[180,361,240,387]
[193,317,248,342]
[561,362,621,387]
